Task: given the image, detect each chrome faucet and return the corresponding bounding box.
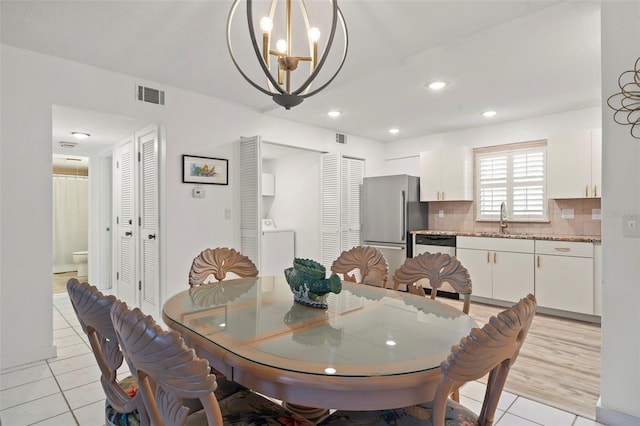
[499,201,508,234]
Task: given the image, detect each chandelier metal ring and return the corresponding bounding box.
[227,0,348,109]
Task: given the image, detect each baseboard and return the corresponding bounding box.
[53,264,77,274]
[1,344,57,370]
[596,397,640,425]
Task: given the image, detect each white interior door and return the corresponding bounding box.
[320,153,341,273]
[114,135,136,307]
[137,125,159,316]
[341,157,364,250]
[240,136,262,268]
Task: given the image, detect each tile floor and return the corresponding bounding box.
[0,293,606,426]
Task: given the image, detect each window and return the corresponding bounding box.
[475,140,547,221]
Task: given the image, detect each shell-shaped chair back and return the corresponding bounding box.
[433,294,537,425]
[189,247,258,287]
[66,279,147,425]
[393,252,472,314]
[110,301,223,425]
[331,246,389,287]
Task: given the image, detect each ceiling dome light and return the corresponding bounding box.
[71,132,90,140]
[327,110,341,118]
[389,128,400,135]
[428,81,448,90]
[482,110,497,118]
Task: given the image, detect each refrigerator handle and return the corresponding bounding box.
[401,190,406,241]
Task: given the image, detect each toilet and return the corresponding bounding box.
[72,251,88,277]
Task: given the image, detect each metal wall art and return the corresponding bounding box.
[607,56,640,139]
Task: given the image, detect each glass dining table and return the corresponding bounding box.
[162,275,478,421]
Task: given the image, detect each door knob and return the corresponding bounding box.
[125,231,133,236]
[148,234,156,240]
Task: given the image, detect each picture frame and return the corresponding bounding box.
[182,155,228,185]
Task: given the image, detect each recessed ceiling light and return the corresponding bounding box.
[428,81,448,90]
[71,132,90,140]
[482,110,497,118]
[388,128,400,135]
[327,110,341,118]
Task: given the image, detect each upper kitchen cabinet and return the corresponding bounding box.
[547,129,602,199]
[419,146,473,201]
[262,173,275,197]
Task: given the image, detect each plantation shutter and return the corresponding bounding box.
[476,142,547,221]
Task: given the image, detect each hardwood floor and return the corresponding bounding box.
[442,298,601,419]
[52,271,84,294]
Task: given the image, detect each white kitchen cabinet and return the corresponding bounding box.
[547,129,601,198]
[535,240,594,315]
[419,146,472,201]
[456,237,534,303]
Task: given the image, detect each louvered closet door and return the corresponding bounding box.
[341,157,364,250]
[137,125,159,316]
[115,136,137,307]
[320,153,341,273]
[240,136,261,268]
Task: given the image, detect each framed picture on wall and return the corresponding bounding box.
[182,155,228,185]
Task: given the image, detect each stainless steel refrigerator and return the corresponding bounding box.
[362,174,428,284]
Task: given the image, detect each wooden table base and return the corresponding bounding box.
[283,401,330,423]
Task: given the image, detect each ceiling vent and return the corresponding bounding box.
[137,85,165,105]
[58,141,77,149]
[336,133,347,144]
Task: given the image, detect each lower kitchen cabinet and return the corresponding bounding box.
[535,240,594,315]
[456,237,534,303]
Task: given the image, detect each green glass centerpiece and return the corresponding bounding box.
[284,258,342,309]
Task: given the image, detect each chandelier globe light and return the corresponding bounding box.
[227,0,348,110]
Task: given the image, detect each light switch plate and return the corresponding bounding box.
[192,187,205,198]
[561,209,574,220]
[623,214,640,238]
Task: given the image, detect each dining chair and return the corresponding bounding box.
[331,245,389,287]
[189,247,259,287]
[319,294,537,426]
[66,278,148,426]
[393,252,472,314]
[109,299,314,425]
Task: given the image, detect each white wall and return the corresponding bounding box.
[0,44,386,368]
[598,2,640,423]
[266,151,323,260]
[381,107,601,175]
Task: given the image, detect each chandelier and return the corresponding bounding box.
[227,0,348,110]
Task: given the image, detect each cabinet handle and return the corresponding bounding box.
[487,251,490,263]
[537,255,540,268]
[436,191,440,200]
[494,252,497,263]
[554,247,571,252]
[593,185,597,197]
[442,191,445,200]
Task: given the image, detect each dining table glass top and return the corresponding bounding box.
[162,276,478,378]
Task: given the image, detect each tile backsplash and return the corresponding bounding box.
[427,198,601,236]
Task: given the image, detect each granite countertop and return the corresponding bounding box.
[411,230,601,243]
